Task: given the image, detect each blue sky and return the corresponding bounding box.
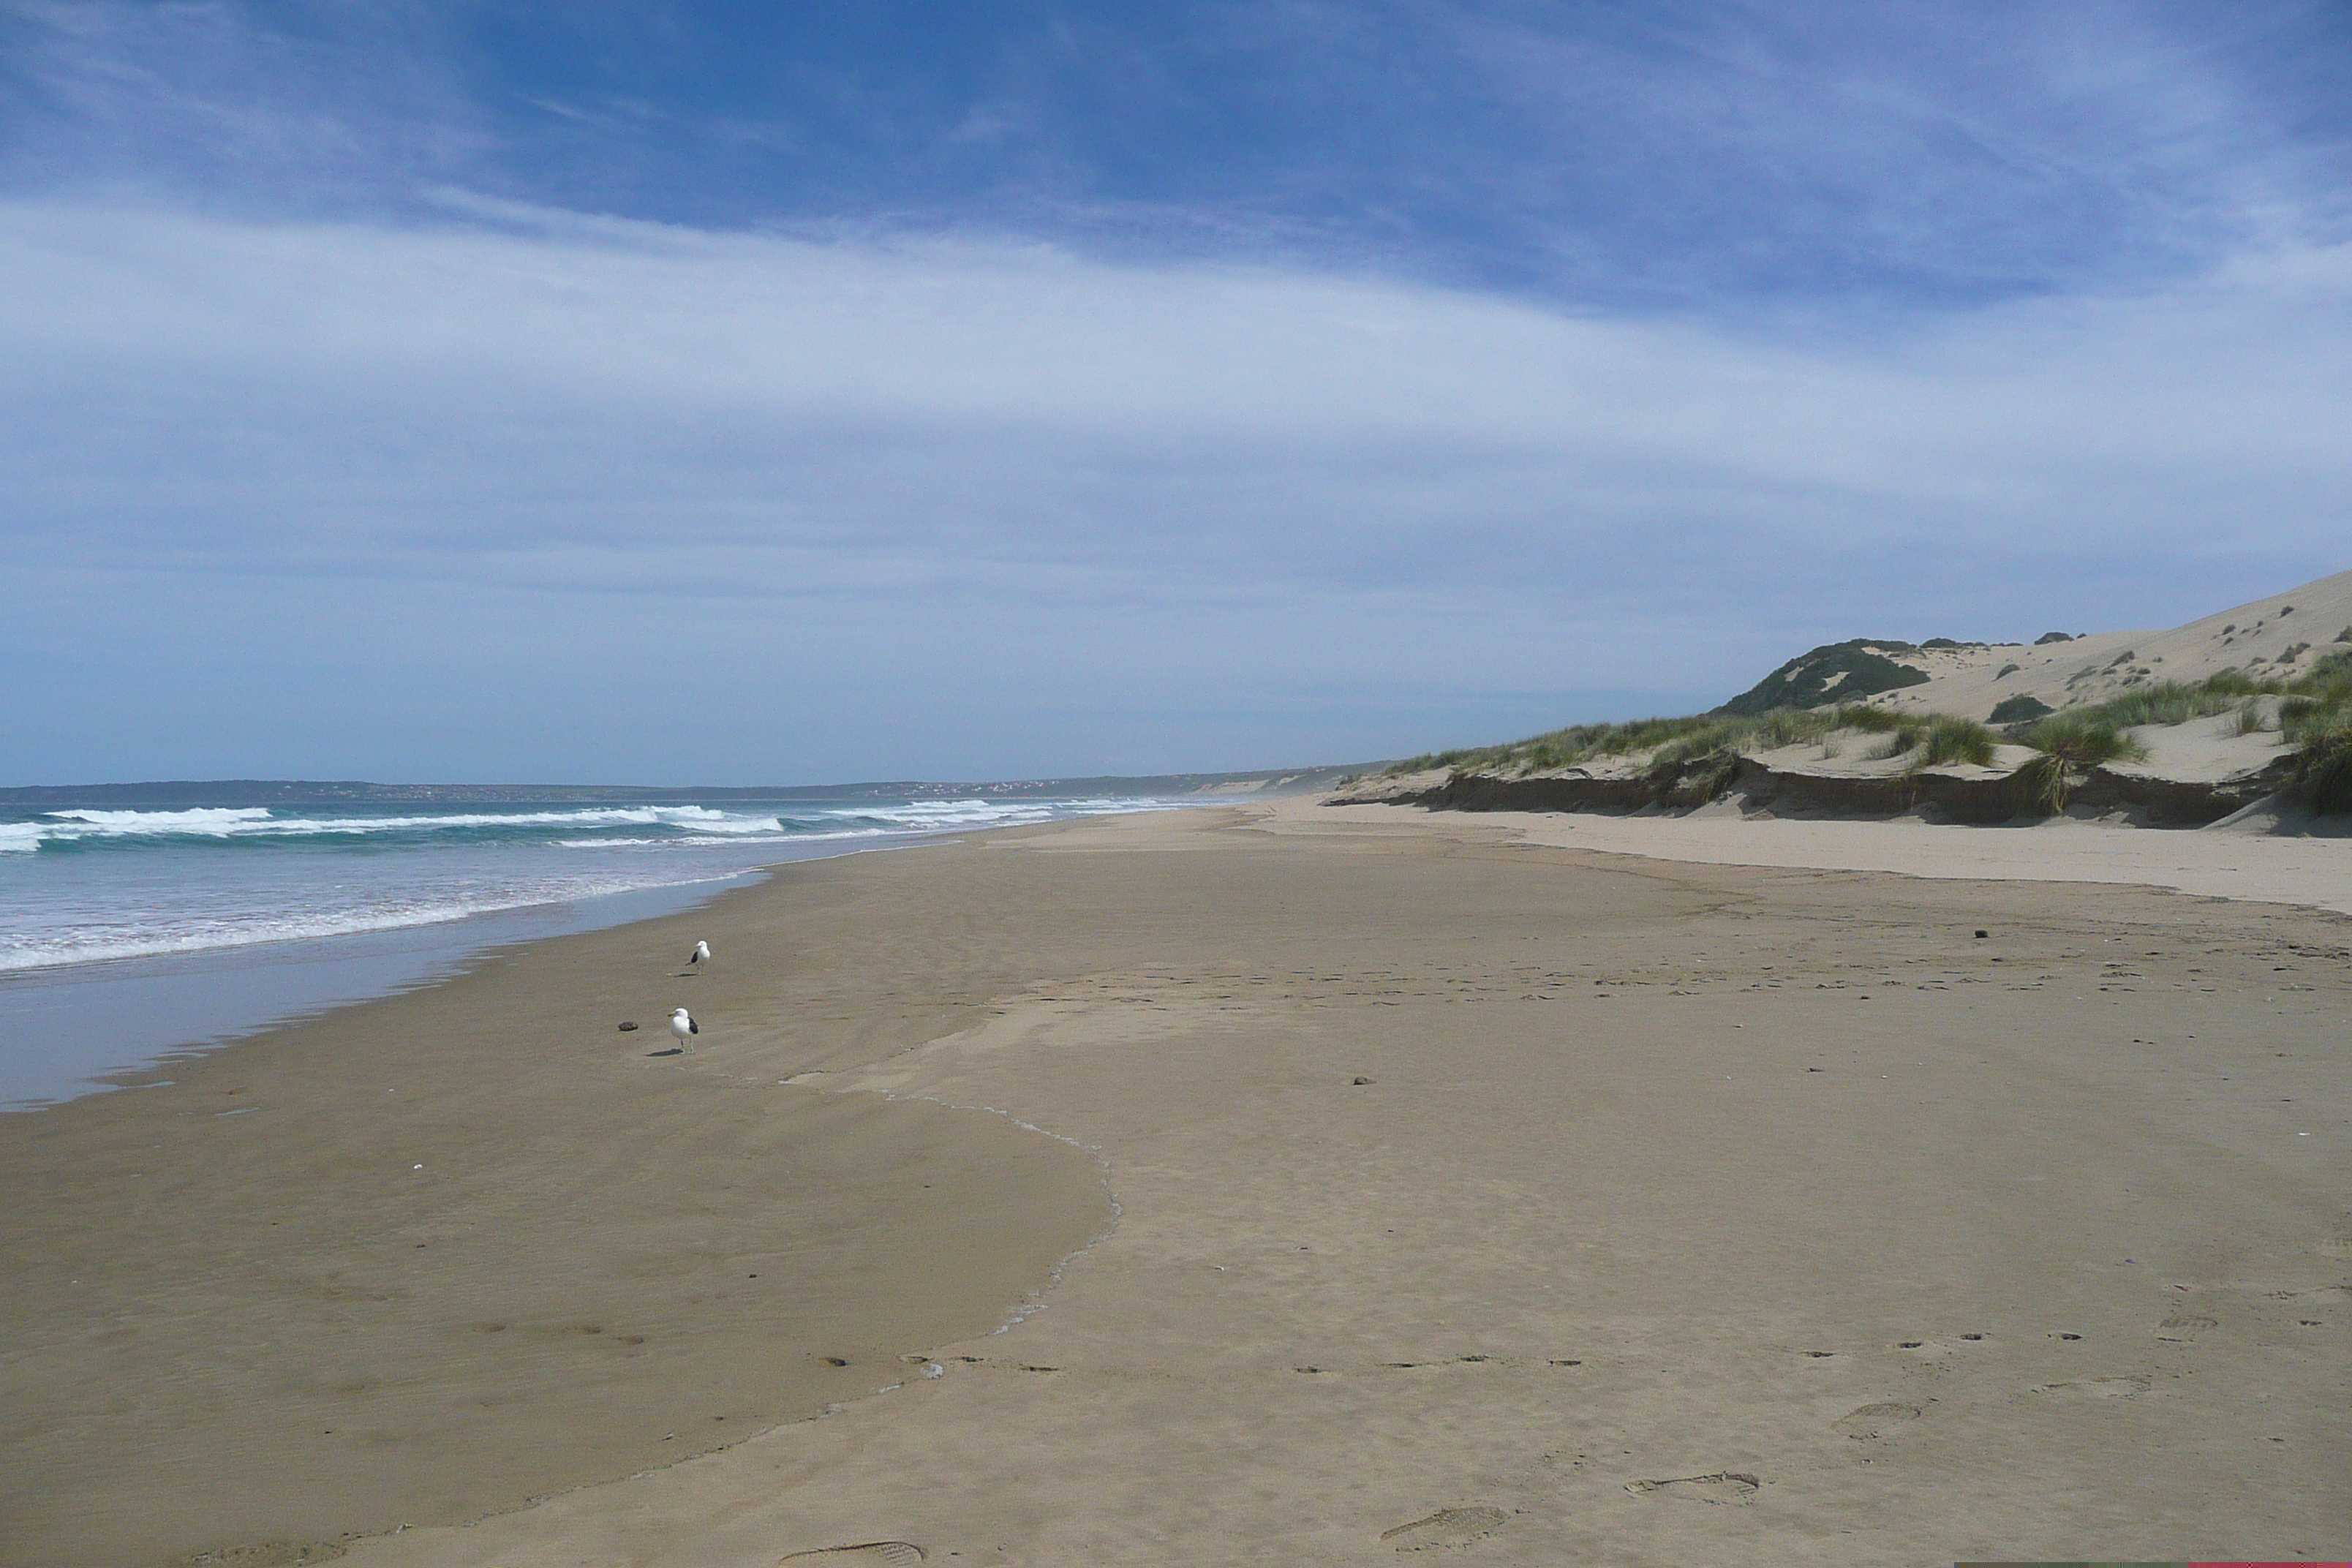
[3,2,2349,784]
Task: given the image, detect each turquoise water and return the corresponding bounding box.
[0,795,1172,1107]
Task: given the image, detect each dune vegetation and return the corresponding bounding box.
[1382,649,2352,816]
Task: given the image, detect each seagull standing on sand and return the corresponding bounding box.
[687,940,712,967]
[669,1006,698,1052]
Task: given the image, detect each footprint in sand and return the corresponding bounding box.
[2032,1376,2152,1400]
[2155,1311,2217,1341]
[1624,1473,1760,1505]
[1835,1401,1926,1439]
[780,1546,925,1566]
[1379,1507,1507,1550]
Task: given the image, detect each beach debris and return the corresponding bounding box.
[919,1362,944,1379]
[670,1006,698,1052]
[780,1545,925,1566]
[1974,930,1989,938]
[1352,1074,1376,1085]
[617,1020,638,1031]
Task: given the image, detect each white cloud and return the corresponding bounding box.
[1,196,2348,778]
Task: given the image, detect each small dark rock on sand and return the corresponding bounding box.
[1352,1075,1376,1085]
[617,1022,639,1031]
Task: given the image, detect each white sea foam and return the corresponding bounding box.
[11,804,786,848]
[45,807,276,832]
[554,796,1167,850]
[557,830,887,848]
[0,794,1183,979]
[0,871,750,973]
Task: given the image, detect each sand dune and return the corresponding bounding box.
[1881,566,2352,723]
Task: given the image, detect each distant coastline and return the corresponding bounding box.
[0,765,1371,809]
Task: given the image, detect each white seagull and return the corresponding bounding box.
[687,940,712,966]
[668,1006,698,1052]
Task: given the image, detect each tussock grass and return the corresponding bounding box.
[2019,712,2149,768]
[1381,702,1930,780]
[2289,717,2352,815]
[1866,714,1999,767]
[2011,712,2146,813]
[2054,680,2244,731]
[2010,753,2074,814]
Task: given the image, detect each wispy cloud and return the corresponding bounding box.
[9,4,2345,304]
[1,195,2347,778]
[1,4,2348,780]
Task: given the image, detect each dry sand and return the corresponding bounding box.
[1310,799,2352,916]
[7,805,2349,1566]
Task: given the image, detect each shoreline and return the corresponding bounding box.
[0,871,755,1112]
[10,804,2347,1565]
[1,803,1185,1112]
[0,830,1117,1568]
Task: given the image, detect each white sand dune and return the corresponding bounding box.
[1883,566,2352,722]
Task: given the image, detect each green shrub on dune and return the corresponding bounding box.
[1988,694,2054,725]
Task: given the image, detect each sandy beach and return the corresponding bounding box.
[7,803,2348,1566]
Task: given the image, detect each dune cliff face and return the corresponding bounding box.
[1339,747,2298,828]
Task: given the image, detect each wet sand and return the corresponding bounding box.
[7,805,2349,1565]
[0,848,1114,1568]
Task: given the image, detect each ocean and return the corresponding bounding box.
[0,794,1175,1109]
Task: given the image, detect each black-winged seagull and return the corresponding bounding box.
[668,1006,698,1052]
[687,940,712,966]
